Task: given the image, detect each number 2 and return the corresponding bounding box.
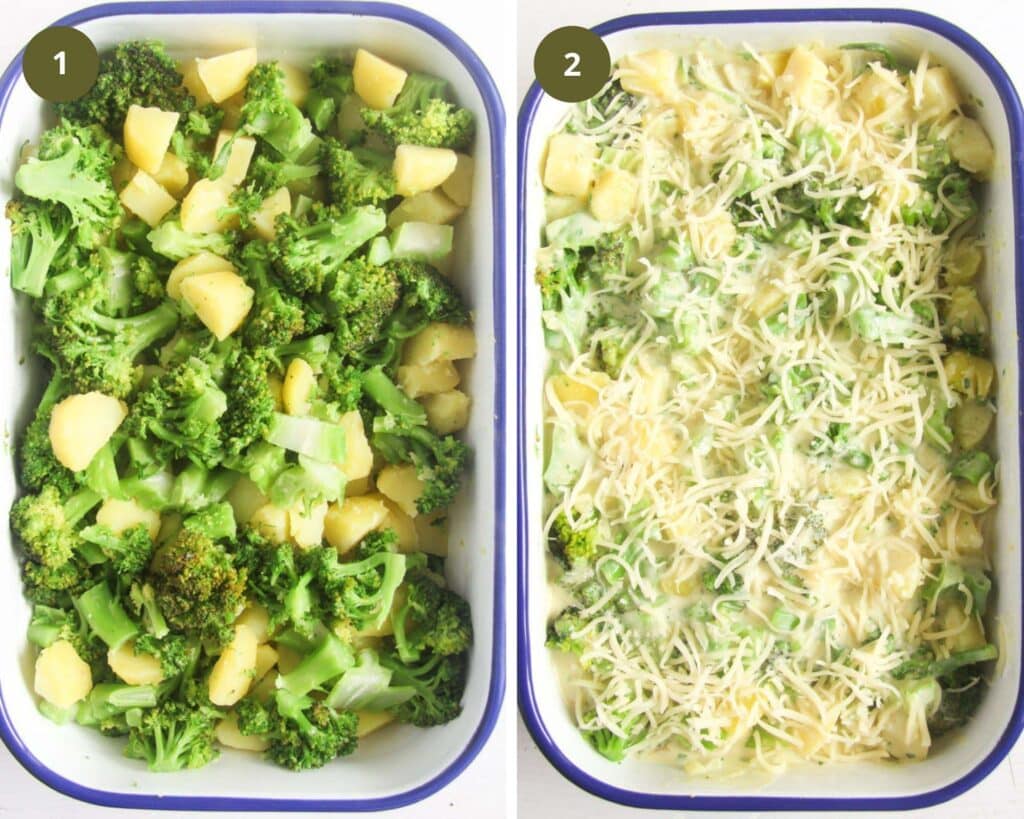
[563,51,581,78]
[53,50,66,76]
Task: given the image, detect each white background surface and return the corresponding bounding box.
[516,1,1024,818]
[0,1,515,818]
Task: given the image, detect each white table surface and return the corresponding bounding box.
[0,1,515,818]
[516,0,1024,817]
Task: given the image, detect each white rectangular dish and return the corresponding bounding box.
[517,8,1024,811]
[0,1,505,811]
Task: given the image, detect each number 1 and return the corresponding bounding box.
[53,50,66,76]
[564,51,581,78]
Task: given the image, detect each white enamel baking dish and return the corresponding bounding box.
[517,8,1024,811]
[0,1,505,811]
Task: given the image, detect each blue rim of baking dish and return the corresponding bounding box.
[517,7,1024,811]
[0,1,505,812]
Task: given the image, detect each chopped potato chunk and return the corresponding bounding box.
[179,271,254,340]
[376,464,425,518]
[353,48,408,109]
[208,625,258,707]
[34,640,92,709]
[397,360,460,399]
[96,498,160,540]
[118,169,177,227]
[441,153,474,207]
[49,392,127,471]
[124,105,180,174]
[196,48,258,103]
[394,144,458,197]
[167,251,237,299]
[543,133,597,197]
[403,323,477,365]
[324,494,390,553]
[420,390,472,434]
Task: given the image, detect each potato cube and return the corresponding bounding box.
[278,62,310,107]
[339,411,373,481]
[403,323,477,365]
[196,48,258,103]
[216,712,269,751]
[236,604,271,644]
[853,69,910,123]
[34,640,92,708]
[918,66,960,120]
[545,193,586,222]
[213,130,257,186]
[394,144,458,197]
[254,643,278,680]
[590,168,638,224]
[108,639,164,685]
[208,624,258,706]
[420,390,472,434]
[118,169,177,227]
[946,242,984,285]
[950,116,994,177]
[151,152,190,197]
[543,133,597,198]
[49,392,127,471]
[226,476,269,525]
[388,190,463,228]
[124,105,180,174]
[346,477,371,497]
[251,187,291,240]
[376,464,425,517]
[96,498,160,540]
[324,494,390,553]
[219,90,246,130]
[250,504,289,543]
[353,48,408,109]
[442,153,474,207]
[283,357,316,416]
[398,360,460,399]
[356,710,396,738]
[413,509,449,556]
[379,499,418,550]
[180,271,254,340]
[618,49,679,99]
[167,251,236,299]
[287,501,328,549]
[944,351,995,398]
[180,58,213,106]
[181,178,238,234]
[778,46,829,108]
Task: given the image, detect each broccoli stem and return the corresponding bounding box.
[277,631,355,696]
[75,581,139,649]
[362,366,426,423]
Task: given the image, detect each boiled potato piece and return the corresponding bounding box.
[220,91,246,131]
[413,509,449,557]
[397,360,460,399]
[216,712,269,752]
[254,643,278,681]
[421,390,471,434]
[108,639,164,685]
[545,194,586,222]
[339,411,373,481]
[124,105,180,174]
[353,48,408,109]
[49,392,127,471]
[180,58,213,106]
[944,351,995,399]
[288,501,328,549]
[918,66,960,120]
[118,169,177,227]
[181,178,238,234]
[618,49,679,99]
[324,494,390,553]
[213,130,257,186]
[236,604,271,644]
[590,168,638,224]
[346,477,371,497]
[543,133,597,198]
[151,152,190,197]
[778,46,829,108]
[394,145,458,197]
[388,190,463,228]
[208,625,258,706]
[278,62,310,107]
[180,271,255,340]
[403,322,477,365]
[952,400,995,450]
[283,357,317,416]
[96,498,160,540]
[376,464,425,518]
[268,373,284,411]
[853,69,910,123]
[950,116,994,177]
[379,499,418,550]
[250,504,289,543]
[227,476,269,524]
[196,48,258,103]
[251,187,291,241]
[441,153,474,207]
[356,710,396,738]
[167,252,236,299]
[34,640,92,709]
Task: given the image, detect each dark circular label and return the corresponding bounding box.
[534,26,611,103]
[23,27,99,103]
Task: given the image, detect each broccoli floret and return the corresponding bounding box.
[17,366,79,496]
[134,632,196,677]
[276,629,355,697]
[236,240,309,347]
[361,73,474,150]
[928,666,986,737]
[27,603,104,667]
[148,528,246,644]
[306,57,355,133]
[11,486,101,568]
[130,255,165,309]
[241,63,319,161]
[76,682,159,735]
[391,567,472,662]
[124,700,219,772]
[39,279,179,397]
[353,529,400,560]
[320,353,364,411]
[14,122,122,248]
[325,257,400,355]
[270,204,386,294]
[310,546,410,633]
[320,139,396,210]
[221,349,276,455]
[235,696,274,736]
[78,523,154,578]
[147,218,234,261]
[22,558,98,606]
[234,528,320,637]
[258,688,358,770]
[56,41,193,131]
[545,607,586,654]
[380,650,466,727]
[6,199,73,297]
[169,104,226,177]
[549,512,597,567]
[363,366,469,514]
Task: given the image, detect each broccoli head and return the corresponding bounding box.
[241,62,319,161]
[236,240,310,346]
[306,57,355,133]
[258,688,358,770]
[320,139,396,210]
[391,567,472,662]
[124,700,219,772]
[6,198,72,298]
[325,257,400,355]
[361,73,474,150]
[11,486,100,569]
[549,512,598,567]
[220,349,276,455]
[380,650,466,727]
[234,528,320,637]
[18,367,79,496]
[79,523,154,579]
[546,607,587,655]
[310,546,409,632]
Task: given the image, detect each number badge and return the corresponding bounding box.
[534,26,611,102]
[23,26,99,103]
